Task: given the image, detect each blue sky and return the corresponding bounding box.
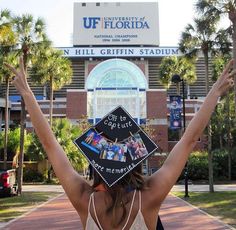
[0,0,231,47]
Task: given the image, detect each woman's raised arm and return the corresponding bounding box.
[148,59,235,203]
[4,57,91,211]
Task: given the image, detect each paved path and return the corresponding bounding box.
[1,193,235,230]
[161,195,234,230]
[171,184,236,192]
[21,184,236,193]
[1,194,81,230]
[22,184,64,193]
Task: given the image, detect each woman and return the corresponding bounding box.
[4,58,235,229]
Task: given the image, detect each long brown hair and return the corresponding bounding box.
[92,165,146,227]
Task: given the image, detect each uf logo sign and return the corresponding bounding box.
[83,17,101,29]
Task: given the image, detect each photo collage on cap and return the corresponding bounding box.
[74,106,159,187]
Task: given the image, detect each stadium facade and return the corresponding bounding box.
[1,2,210,173]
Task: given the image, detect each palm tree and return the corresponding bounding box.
[159,56,196,89]
[0,9,17,170]
[178,15,221,192]
[159,56,197,194]
[0,53,18,169]
[31,47,72,181]
[210,25,233,181]
[12,14,48,194]
[195,0,236,111]
[0,9,15,46]
[212,55,233,180]
[31,47,72,126]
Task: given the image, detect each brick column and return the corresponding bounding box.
[146,89,168,173]
[146,89,168,152]
[66,89,87,119]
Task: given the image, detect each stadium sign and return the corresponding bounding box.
[59,47,180,58]
[73,2,160,46]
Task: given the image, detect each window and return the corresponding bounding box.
[87,59,147,89]
[86,59,147,124]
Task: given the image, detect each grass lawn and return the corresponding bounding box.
[172,191,236,228]
[0,192,61,222]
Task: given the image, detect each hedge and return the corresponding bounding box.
[179,149,236,181]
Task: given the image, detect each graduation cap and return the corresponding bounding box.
[74,106,159,187]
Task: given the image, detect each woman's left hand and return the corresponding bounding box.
[4,56,31,96]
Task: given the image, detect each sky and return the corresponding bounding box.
[0,0,231,47]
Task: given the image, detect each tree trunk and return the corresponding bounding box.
[227,7,236,182]
[226,94,232,180]
[17,54,27,195]
[207,124,214,192]
[17,98,26,195]
[3,77,9,170]
[228,140,232,181]
[233,27,236,114]
[219,135,223,149]
[204,52,214,192]
[47,76,54,182]
[49,76,53,127]
[229,12,236,113]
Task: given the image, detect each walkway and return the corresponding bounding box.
[1,193,234,230]
[161,195,234,230]
[1,194,81,230]
[171,184,236,192]
[21,183,236,193]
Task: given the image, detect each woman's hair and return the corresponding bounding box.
[92,165,146,227]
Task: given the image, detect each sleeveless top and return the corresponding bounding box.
[85,190,149,230]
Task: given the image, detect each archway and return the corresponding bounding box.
[86,59,147,124]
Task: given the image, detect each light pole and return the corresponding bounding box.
[171,74,189,198]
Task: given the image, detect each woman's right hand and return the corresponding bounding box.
[4,56,31,96]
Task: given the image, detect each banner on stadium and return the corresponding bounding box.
[169,95,182,130]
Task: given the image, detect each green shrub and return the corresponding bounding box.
[212,149,228,180]
[187,151,209,180]
[232,148,236,179]
[212,148,236,180]
[179,149,236,182]
[23,168,44,182]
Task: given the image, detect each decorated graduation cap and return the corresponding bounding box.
[74,106,159,187]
